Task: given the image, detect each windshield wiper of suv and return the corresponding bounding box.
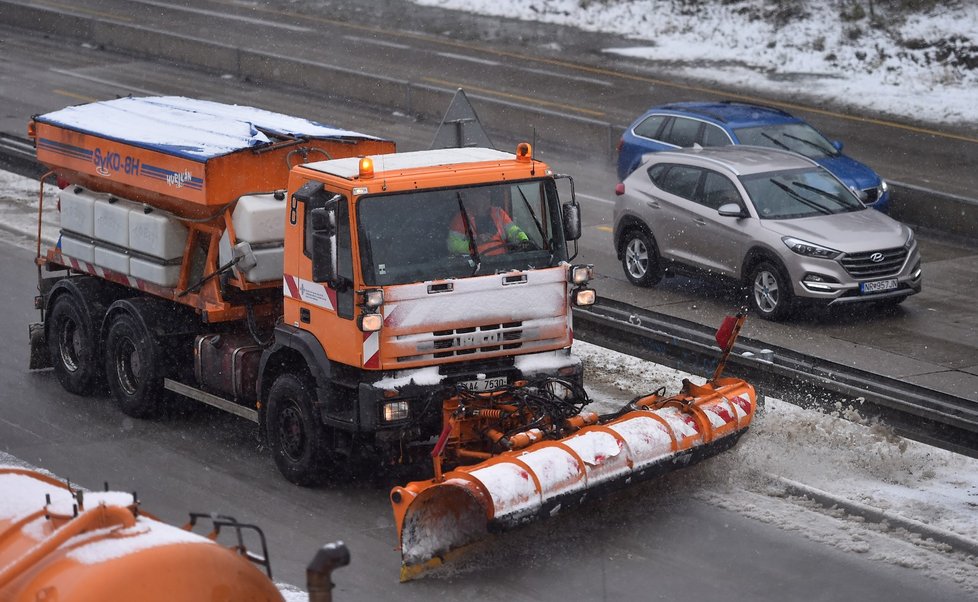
[456,192,481,275]
[782,132,834,157]
[791,181,855,210]
[760,132,792,152]
[770,179,832,215]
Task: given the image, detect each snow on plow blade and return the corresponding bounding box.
[390,377,755,580]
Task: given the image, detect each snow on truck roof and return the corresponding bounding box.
[305,147,518,179]
[35,96,385,161]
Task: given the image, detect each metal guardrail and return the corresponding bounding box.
[573,298,978,458]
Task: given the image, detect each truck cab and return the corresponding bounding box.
[260,145,593,483]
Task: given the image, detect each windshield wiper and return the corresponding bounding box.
[760,132,792,152]
[455,192,481,275]
[791,181,854,210]
[770,180,832,215]
[515,187,556,264]
[782,132,835,156]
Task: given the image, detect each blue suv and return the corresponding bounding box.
[616,101,890,212]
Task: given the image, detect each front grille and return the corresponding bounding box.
[431,321,524,359]
[840,246,907,278]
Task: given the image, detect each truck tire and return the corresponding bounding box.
[748,261,794,321]
[47,294,99,395]
[266,373,330,486]
[104,312,164,418]
[621,229,662,287]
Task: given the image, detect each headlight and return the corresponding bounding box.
[358,312,383,332]
[904,228,915,249]
[382,400,409,422]
[880,179,888,193]
[782,237,841,259]
[362,288,384,308]
[573,288,596,306]
[569,264,593,285]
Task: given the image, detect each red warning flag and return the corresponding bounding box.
[715,315,738,350]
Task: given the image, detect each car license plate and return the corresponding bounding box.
[460,376,508,391]
[860,279,898,294]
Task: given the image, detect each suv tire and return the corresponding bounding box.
[621,229,662,287]
[748,261,794,321]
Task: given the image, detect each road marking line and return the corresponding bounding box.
[49,69,162,96]
[595,225,613,232]
[517,66,612,87]
[34,0,133,21]
[343,36,411,50]
[423,77,605,117]
[436,52,500,66]
[215,0,978,145]
[578,192,615,206]
[52,89,100,103]
[132,0,313,32]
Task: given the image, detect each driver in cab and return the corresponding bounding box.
[447,188,532,256]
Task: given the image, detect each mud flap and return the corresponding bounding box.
[28,322,50,370]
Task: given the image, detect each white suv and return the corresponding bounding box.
[612,146,922,320]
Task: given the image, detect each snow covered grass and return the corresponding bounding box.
[412,0,978,126]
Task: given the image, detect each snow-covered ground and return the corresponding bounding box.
[412,0,978,126]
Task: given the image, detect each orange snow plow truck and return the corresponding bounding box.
[0,467,349,601]
[27,97,756,578]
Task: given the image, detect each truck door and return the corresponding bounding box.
[283,181,358,364]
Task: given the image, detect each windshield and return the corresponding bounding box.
[357,179,566,286]
[733,123,838,159]
[740,168,865,219]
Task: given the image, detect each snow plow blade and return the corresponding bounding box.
[390,377,755,580]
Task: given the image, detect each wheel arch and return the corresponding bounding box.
[614,215,656,260]
[258,325,332,428]
[741,245,787,283]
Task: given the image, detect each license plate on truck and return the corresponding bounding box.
[460,377,508,391]
[860,279,898,294]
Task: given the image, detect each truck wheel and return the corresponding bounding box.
[621,229,662,287]
[47,294,99,395]
[748,261,794,321]
[104,312,164,418]
[266,373,330,486]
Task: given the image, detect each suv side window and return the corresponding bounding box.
[698,171,742,210]
[660,117,702,147]
[660,165,703,201]
[647,163,669,187]
[702,124,733,147]
[633,114,666,139]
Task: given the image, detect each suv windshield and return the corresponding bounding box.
[357,179,566,286]
[740,168,865,219]
[734,123,838,159]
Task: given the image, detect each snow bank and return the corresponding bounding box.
[412,0,978,125]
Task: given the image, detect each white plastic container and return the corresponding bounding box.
[59,186,103,237]
[130,256,181,287]
[129,208,188,260]
[231,194,284,243]
[219,231,284,284]
[93,246,130,275]
[60,234,94,263]
[94,197,140,248]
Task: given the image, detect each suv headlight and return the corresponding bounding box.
[904,228,915,249]
[782,237,841,259]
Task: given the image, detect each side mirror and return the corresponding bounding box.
[832,140,843,152]
[310,206,337,284]
[717,203,747,218]
[562,203,582,241]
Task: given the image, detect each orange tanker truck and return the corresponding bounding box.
[0,467,349,601]
[26,97,756,577]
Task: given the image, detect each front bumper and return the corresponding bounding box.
[787,246,922,305]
